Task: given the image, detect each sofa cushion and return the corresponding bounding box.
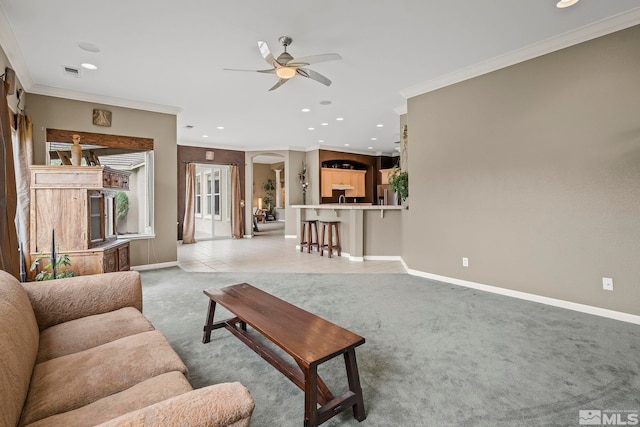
[0,270,39,427]
[25,371,193,427]
[20,330,188,426]
[95,382,255,427]
[37,307,155,363]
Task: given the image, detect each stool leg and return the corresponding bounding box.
[327,224,333,258]
[320,223,325,256]
[312,221,319,252]
[335,223,341,257]
[300,222,305,252]
[306,223,312,253]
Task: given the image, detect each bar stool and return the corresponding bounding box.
[300,220,319,253]
[319,221,341,258]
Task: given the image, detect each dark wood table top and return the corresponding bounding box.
[204,283,365,366]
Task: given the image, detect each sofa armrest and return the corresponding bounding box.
[95,382,255,427]
[22,271,143,330]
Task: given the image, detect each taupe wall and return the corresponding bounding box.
[406,25,640,315]
[26,94,178,266]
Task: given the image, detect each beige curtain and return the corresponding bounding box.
[230,165,243,239]
[0,81,20,278]
[14,114,33,275]
[182,163,196,244]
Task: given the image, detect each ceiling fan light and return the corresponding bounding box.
[556,0,579,8]
[276,67,296,79]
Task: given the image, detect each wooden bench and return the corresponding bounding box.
[202,283,366,427]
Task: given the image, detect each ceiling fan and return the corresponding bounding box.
[225,36,341,91]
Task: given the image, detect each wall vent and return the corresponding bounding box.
[63,65,80,77]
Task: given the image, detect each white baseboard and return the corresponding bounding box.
[284,234,297,239]
[364,255,404,262]
[243,234,253,239]
[132,261,179,271]
[408,268,640,325]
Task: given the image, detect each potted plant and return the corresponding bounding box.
[388,167,409,202]
[262,178,276,219]
[30,252,76,281]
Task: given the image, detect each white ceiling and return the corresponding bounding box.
[1,1,639,155]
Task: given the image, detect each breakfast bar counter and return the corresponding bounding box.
[292,204,403,261]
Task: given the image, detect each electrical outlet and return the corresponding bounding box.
[462,257,469,267]
[602,277,613,291]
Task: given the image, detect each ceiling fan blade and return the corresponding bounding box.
[287,53,342,67]
[223,68,276,74]
[297,68,332,87]
[258,41,276,67]
[268,78,290,91]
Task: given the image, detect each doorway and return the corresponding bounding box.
[194,164,231,240]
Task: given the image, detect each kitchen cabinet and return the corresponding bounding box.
[321,168,366,198]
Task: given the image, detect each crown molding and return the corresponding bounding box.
[178,140,397,157]
[394,104,407,115]
[29,84,182,115]
[401,7,640,99]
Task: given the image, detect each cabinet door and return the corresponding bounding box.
[117,243,130,271]
[321,171,334,197]
[103,248,118,272]
[345,171,366,197]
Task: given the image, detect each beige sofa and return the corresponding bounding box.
[0,269,254,427]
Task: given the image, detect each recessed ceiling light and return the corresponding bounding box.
[308,127,315,131]
[319,100,332,105]
[344,143,350,147]
[216,126,224,130]
[336,117,344,121]
[368,147,373,150]
[371,138,377,141]
[77,42,101,53]
[376,124,384,128]
[321,123,328,126]
[80,63,98,70]
[301,108,311,112]
[556,0,579,7]
[318,139,324,143]
[202,135,209,138]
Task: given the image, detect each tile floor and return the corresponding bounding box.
[177,221,407,274]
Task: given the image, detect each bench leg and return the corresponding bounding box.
[202,299,217,343]
[303,364,319,427]
[345,349,366,421]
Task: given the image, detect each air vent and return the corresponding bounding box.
[63,66,80,77]
[185,125,194,129]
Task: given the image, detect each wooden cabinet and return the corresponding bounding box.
[379,168,395,185]
[29,166,131,278]
[321,168,366,197]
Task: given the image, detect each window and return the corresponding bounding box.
[46,143,155,238]
[195,174,202,217]
[204,172,212,218]
[214,169,221,220]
